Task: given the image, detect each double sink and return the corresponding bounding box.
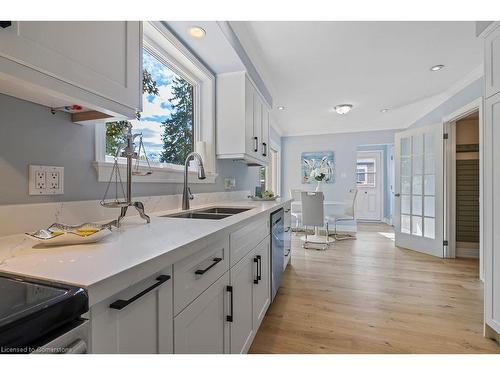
[162,207,252,220]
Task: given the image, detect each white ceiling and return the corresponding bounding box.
[229,21,482,136]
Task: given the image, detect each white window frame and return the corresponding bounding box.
[94,21,217,184]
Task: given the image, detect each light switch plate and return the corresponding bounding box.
[29,165,64,195]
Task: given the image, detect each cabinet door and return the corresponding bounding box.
[485,24,500,98]
[484,92,500,333]
[229,251,255,354]
[253,236,271,329]
[174,273,230,354]
[245,76,257,156]
[0,21,142,111]
[90,266,173,354]
[253,92,263,158]
[261,105,270,163]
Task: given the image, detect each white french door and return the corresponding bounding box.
[394,124,444,257]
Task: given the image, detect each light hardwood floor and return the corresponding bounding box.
[249,223,500,354]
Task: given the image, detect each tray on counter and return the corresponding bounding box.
[26,222,112,246]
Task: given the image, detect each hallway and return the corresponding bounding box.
[250,223,499,353]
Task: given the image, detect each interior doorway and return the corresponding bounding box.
[443,98,483,279]
[355,151,384,221]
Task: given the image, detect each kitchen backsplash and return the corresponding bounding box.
[0,190,250,237]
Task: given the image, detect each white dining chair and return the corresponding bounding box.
[300,191,333,250]
[289,188,304,230]
[326,189,358,240]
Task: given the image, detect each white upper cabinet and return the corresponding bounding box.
[216,71,270,166]
[485,23,500,98]
[0,21,142,120]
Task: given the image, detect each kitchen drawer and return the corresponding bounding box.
[230,216,269,267]
[174,235,230,316]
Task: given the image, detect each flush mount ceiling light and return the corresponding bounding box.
[430,64,445,72]
[277,105,285,110]
[334,104,353,115]
[380,108,390,113]
[188,26,206,39]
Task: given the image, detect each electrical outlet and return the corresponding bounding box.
[35,170,46,190]
[29,165,64,195]
[48,171,60,189]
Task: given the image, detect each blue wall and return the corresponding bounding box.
[0,93,261,205]
[281,129,400,210]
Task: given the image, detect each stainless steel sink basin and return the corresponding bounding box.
[161,207,252,220]
[195,207,251,215]
[165,212,232,220]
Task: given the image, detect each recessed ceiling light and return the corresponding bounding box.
[380,108,389,113]
[334,104,353,115]
[430,64,445,72]
[188,26,206,39]
[277,106,285,110]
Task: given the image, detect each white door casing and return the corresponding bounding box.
[355,151,383,221]
[394,124,444,257]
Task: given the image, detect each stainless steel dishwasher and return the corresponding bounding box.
[270,208,284,301]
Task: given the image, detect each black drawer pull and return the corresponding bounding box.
[195,257,222,275]
[257,255,262,281]
[109,275,170,310]
[284,208,291,213]
[253,136,258,152]
[226,285,234,322]
[262,142,267,157]
[284,227,291,232]
[253,257,259,284]
[284,248,291,257]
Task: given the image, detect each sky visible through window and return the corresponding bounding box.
[128,50,192,163]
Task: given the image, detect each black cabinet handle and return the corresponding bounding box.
[284,208,291,213]
[262,142,267,157]
[226,285,233,322]
[109,275,170,310]
[195,257,222,275]
[0,21,12,29]
[394,193,401,197]
[284,248,291,257]
[257,255,262,281]
[253,136,258,152]
[253,257,259,284]
[284,227,291,233]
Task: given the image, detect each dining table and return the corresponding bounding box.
[292,200,348,244]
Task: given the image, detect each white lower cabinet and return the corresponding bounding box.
[90,266,173,354]
[229,249,256,354]
[252,236,271,329]
[174,273,230,354]
[89,214,277,354]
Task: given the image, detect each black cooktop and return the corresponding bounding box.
[0,273,88,350]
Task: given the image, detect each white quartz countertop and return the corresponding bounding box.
[0,198,291,305]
